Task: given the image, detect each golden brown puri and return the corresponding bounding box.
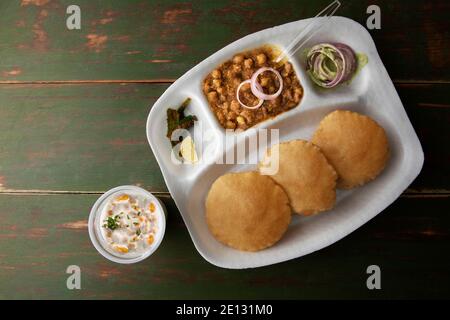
[205,171,291,252]
[311,110,389,189]
[259,140,337,216]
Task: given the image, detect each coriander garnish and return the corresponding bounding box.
[166,98,197,147]
[104,215,120,230]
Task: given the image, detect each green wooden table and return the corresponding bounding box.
[0,0,449,299]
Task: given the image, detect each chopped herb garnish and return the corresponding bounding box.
[136,229,141,236]
[137,211,141,216]
[104,215,120,230]
[166,98,197,147]
[133,222,139,226]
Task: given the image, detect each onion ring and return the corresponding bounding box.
[236,79,264,110]
[306,42,356,88]
[250,67,284,100]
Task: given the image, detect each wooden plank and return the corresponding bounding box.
[0,82,448,192]
[0,0,448,82]
[0,194,448,299]
[0,83,167,192]
[396,83,450,191]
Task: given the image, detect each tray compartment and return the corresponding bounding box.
[146,17,424,269]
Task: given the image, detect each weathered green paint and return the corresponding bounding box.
[0,195,448,299]
[0,83,448,191]
[0,0,448,300]
[0,83,168,191]
[0,0,448,81]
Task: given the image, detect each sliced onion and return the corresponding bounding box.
[236,79,264,110]
[334,43,357,81]
[250,67,283,100]
[306,43,356,88]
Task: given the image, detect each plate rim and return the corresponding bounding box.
[146,16,424,269]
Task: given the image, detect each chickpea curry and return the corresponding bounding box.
[203,45,303,131]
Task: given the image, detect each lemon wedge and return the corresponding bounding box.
[180,136,198,164]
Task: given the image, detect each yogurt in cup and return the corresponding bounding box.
[88,185,166,264]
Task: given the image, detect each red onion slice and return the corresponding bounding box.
[250,67,284,101]
[306,42,356,88]
[332,43,356,82]
[236,80,264,110]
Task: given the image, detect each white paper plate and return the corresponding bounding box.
[146,17,424,269]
